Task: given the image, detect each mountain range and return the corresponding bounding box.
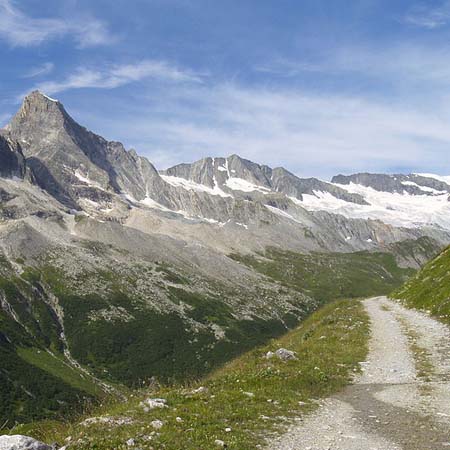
[0,91,449,423]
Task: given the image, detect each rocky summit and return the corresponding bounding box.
[0,91,450,424]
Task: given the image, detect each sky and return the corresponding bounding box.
[2,0,450,179]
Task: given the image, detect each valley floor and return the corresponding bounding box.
[269,297,450,450]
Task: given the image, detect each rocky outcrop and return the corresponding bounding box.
[0,136,27,179]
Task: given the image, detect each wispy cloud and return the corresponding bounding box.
[255,59,326,77]
[23,62,54,78]
[85,81,450,178]
[23,60,201,97]
[404,1,450,29]
[0,0,114,47]
[255,42,450,90]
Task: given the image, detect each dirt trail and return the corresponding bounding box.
[268,296,450,450]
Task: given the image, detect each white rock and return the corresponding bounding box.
[265,351,275,359]
[191,386,208,394]
[0,435,52,450]
[151,420,164,429]
[126,438,135,446]
[175,417,183,423]
[275,348,297,361]
[214,439,226,447]
[139,398,168,410]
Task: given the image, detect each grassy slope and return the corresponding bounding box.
[231,248,414,303]
[393,246,450,325]
[0,341,92,427]
[12,298,369,450]
[0,250,314,424]
[0,258,100,425]
[17,348,104,397]
[21,261,312,387]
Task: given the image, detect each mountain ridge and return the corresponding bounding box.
[2,91,450,257]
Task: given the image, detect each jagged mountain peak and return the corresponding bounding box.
[26,90,60,104]
[2,92,168,209]
[11,91,65,126]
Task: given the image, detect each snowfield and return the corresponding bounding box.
[298,181,450,230]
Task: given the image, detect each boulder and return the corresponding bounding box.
[0,435,53,450]
[275,348,297,361]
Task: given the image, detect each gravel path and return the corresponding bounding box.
[268,296,450,450]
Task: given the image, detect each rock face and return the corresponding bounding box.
[0,136,27,179]
[163,155,367,204]
[5,91,165,208]
[0,435,52,450]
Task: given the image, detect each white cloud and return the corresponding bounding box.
[23,62,54,78]
[25,60,201,97]
[404,1,450,29]
[0,0,114,47]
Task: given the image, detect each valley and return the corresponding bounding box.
[0,92,450,448]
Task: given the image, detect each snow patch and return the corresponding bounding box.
[235,222,249,229]
[74,170,104,190]
[140,197,172,212]
[225,177,271,193]
[161,175,231,198]
[401,180,445,194]
[140,197,225,226]
[42,93,58,102]
[265,205,302,224]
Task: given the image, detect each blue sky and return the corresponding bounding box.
[2,0,450,179]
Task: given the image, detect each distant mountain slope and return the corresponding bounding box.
[393,246,450,324]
